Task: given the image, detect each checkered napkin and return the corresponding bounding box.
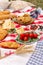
[26,41,43,65]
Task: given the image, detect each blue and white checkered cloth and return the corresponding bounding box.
[26,41,43,65]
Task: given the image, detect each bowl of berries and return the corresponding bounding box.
[16,32,40,45]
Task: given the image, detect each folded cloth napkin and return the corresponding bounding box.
[26,41,43,65]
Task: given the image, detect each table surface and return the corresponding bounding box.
[0,6,43,65]
[0,42,37,65]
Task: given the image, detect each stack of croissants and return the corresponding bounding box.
[0,10,17,24]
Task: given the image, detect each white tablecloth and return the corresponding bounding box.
[0,43,37,65]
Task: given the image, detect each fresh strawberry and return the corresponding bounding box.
[24,36,28,41]
[33,33,38,38]
[20,34,25,40]
[29,33,34,38]
[25,33,29,37]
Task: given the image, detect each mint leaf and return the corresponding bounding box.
[8,29,16,33]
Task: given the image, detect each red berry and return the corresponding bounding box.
[33,33,38,38]
[24,36,28,41]
[29,33,33,38]
[25,33,29,37]
[20,34,25,40]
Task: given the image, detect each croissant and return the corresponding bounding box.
[0,10,10,15]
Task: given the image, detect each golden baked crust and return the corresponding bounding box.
[0,10,10,15]
[0,29,8,40]
[0,10,17,25]
[0,14,16,20]
[0,41,20,49]
[17,14,34,25]
[0,10,17,21]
